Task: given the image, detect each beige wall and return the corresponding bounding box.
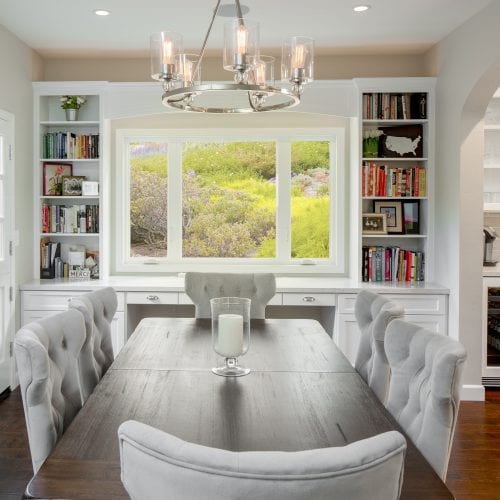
[0,24,43,330]
[422,2,500,398]
[43,53,429,82]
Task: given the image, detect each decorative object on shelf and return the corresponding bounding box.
[363,128,383,158]
[150,0,313,113]
[380,125,423,158]
[374,200,403,234]
[403,200,420,234]
[60,95,87,121]
[210,296,251,377]
[82,181,99,196]
[362,213,387,235]
[42,162,72,196]
[62,175,85,196]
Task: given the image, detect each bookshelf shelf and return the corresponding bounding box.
[40,233,99,237]
[362,157,428,162]
[40,195,99,200]
[34,85,103,280]
[40,120,100,126]
[356,80,434,283]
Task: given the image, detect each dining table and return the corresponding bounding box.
[24,317,453,499]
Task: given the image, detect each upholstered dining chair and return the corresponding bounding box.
[118,420,407,500]
[354,290,404,404]
[385,319,467,480]
[184,272,276,319]
[14,308,86,472]
[68,287,117,401]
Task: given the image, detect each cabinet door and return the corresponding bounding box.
[334,314,359,366]
[111,312,125,358]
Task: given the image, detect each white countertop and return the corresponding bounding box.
[484,263,500,277]
[20,276,449,295]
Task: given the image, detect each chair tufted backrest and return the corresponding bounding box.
[69,287,117,400]
[385,319,467,480]
[118,420,407,500]
[184,272,276,319]
[354,290,404,404]
[14,309,86,472]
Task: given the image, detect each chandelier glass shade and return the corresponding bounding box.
[150,0,314,113]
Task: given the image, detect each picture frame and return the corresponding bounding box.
[380,124,423,158]
[374,200,403,234]
[62,175,85,196]
[362,213,387,235]
[42,162,72,196]
[82,180,99,197]
[403,200,420,234]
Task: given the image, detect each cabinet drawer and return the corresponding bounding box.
[126,292,178,305]
[282,293,336,307]
[337,293,446,315]
[23,291,86,310]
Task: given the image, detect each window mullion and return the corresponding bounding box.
[168,142,182,261]
[276,141,291,263]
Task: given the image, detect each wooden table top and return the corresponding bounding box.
[25,318,452,500]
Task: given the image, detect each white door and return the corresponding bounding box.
[0,111,14,394]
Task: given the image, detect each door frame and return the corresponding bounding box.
[0,109,15,391]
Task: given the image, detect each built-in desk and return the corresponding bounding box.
[20,276,449,364]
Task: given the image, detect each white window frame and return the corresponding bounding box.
[115,127,346,274]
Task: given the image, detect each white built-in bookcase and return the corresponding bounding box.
[33,82,106,279]
[353,78,436,283]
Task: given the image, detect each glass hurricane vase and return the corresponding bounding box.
[210,297,251,377]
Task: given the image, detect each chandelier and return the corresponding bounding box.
[150,0,314,113]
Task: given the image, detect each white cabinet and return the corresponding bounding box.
[21,290,126,358]
[334,292,447,365]
[484,92,500,211]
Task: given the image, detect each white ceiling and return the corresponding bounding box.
[0,0,492,58]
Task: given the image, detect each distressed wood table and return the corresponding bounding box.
[25,318,452,499]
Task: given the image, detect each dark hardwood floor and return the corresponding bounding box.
[1,387,500,499]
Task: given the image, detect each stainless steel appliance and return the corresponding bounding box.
[484,226,498,266]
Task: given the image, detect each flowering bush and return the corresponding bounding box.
[60,95,86,109]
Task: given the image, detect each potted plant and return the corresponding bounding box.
[363,128,383,158]
[60,95,86,121]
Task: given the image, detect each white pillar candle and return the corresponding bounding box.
[217,313,244,357]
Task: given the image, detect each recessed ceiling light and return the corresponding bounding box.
[353,5,371,12]
[93,9,110,16]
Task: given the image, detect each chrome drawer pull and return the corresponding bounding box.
[302,296,316,302]
[146,295,160,303]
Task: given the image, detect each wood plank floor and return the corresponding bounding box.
[1,387,499,499]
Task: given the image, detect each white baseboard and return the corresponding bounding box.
[461,384,485,401]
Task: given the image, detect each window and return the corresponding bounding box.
[115,128,345,273]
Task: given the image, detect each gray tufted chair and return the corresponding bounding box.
[385,319,467,480]
[68,287,117,401]
[14,309,86,472]
[354,290,404,404]
[118,420,407,500]
[184,272,276,319]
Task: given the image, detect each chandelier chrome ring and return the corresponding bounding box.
[162,83,300,113]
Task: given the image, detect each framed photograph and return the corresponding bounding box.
[380,125,423,158]
[82,181,99,196]
[43,162,72,196]
[362,213,387,235]
[374,200,403,234]
[62,175,85,196]
[403,200,420,234]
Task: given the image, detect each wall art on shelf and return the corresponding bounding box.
[374,200,403,234]
[62,175,85,196]
[403,200,420,234]
[380,125,423,158]
[362,213,387,235]
[43,162,72,196]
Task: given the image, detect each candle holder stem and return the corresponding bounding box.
[212,356,250,377]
